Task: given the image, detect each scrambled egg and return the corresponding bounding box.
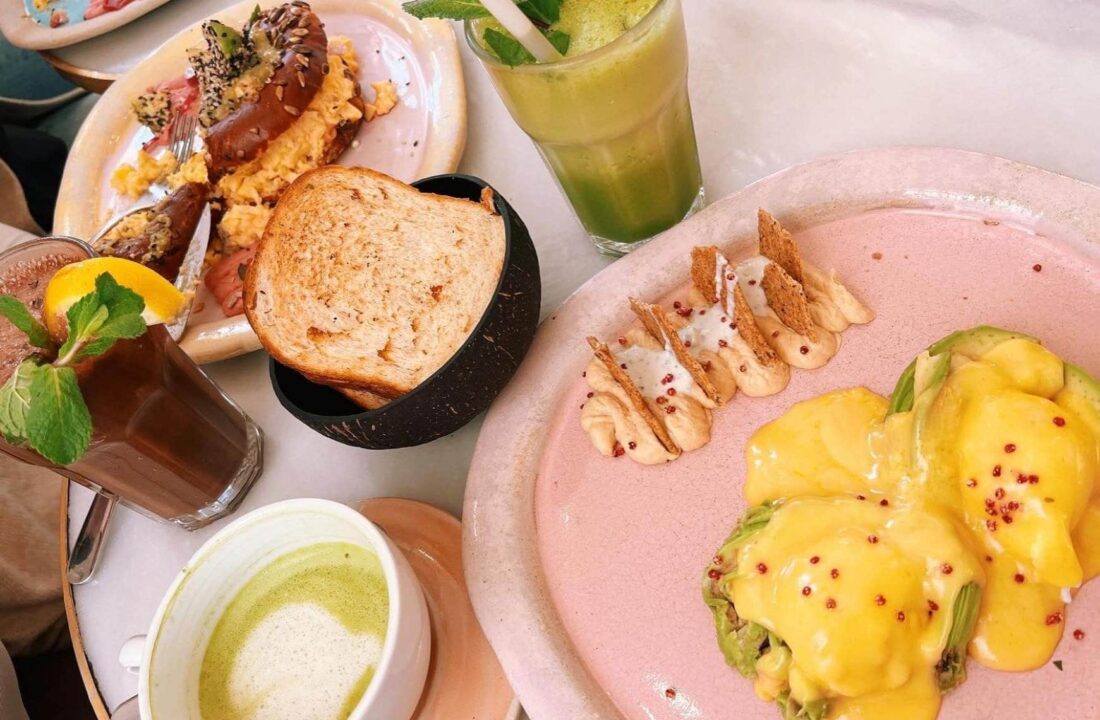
[113,36,399,262]
[217,204,273,254]
[167,152,210,188]
[111,150,177,197]
[216,45,364,207]
[366,80,398,121]
[209,38,401,256]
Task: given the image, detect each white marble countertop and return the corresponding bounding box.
[62,0,1100,716]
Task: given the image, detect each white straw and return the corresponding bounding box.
[479,0,562,63]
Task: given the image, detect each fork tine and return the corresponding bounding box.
[181,114,197,159]
[167,110,181,160]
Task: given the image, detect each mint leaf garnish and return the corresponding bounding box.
[401,0,570,65]
[57,273,146,365]
[0,359,40,444]
[58,295,108,364]
[402,0,490,20]
[543,28,570,55]
[26,365,92,466]
[517,0,560,25]
[483,27,534,66]
[0,296,52,349]
[95,272,145,317]
[0,271,149,465]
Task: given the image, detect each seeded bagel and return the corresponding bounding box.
[204,1,328,180]
[244,166,507,406]
[95,181,209,281]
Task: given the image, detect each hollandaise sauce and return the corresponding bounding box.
[704,328,1100,720]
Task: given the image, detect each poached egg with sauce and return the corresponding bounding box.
[705,328,1100,719]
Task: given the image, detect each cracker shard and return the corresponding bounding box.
[758,209,803,284]
[586,336,680,455]
[762,263,818,341]
[628,297,720,403]
[733,283,780,366]
[691,246,720,305]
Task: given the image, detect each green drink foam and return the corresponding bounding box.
[198,542,389,720]
[555,0,661,56]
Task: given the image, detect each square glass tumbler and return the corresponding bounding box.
[466,0,705,256]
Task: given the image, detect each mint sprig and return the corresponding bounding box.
[483,28,534,66]
[0,360,38,444]
[402,0,569,66]
[0,296,53,350]
[403,0,490,20]
[0,272,148,465]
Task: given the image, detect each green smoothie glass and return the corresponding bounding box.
[466,0,704,256]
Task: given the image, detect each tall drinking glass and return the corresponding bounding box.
[0,238,263,530]
[466,0,704,256]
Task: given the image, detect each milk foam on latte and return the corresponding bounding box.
[199,542,389,720]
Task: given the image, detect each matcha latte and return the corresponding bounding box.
[198,542,389,720]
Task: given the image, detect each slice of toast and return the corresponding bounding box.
[758,209,803,284]
[244,166,507,401]
[339,386,392,410]
[762,263,818,341]
[628,297,720,403]
[587,337,680,454]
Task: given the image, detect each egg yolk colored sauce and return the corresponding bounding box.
[712,337,1100,720]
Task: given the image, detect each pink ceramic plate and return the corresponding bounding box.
[464,147,1100,720]
[54,0,465,364]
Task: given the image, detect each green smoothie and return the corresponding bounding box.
[198,542,389,720]
[469,0,703,254]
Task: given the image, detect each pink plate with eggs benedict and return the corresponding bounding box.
[464,146,1100,720]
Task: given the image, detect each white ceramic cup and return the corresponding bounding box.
[117,498,430,720]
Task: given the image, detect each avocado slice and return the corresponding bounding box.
[703,504,777,677]
[936,581,982,691]
[907,352,951,479]
[1056,363,1100,437]
[888,326,1037,414]
[777,692,827,720]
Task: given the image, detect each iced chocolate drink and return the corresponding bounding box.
[0,238,262,529]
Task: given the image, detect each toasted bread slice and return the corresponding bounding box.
[587,337,680,454]
[758,209,803,284]
[339,386,391,410]
[244,166,507,401]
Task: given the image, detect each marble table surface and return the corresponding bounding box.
[60,0,1100,716]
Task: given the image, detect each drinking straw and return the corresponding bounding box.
[479,0,563,62]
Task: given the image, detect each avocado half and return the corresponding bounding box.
[888,326,1100,422]
[887,326,1038,414]
[269,174,542,449]
[703,504,980,720]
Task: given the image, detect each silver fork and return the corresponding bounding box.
[167,110,198,163]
